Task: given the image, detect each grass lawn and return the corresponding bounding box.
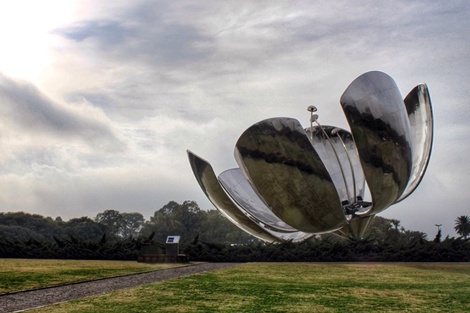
[26,262,470,313]
[0,259,182,293]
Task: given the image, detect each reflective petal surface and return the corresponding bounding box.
[187,150,313,242]
[218,168,298,232]
[340,71,412,214]
[235,117,346,233]
[187,150,281,242]
[396,84,433,202]
[188,71,432,241]
[306,125,367,214]
[334,215,375,239]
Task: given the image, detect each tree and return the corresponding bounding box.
[94,210,144,238]
[170,201,204,235]
[139,201,256,244]
[95,209,124,237]
[141,201,204,242]
[120,212,145,238]
[454,215,470,239]
[158,201,179,214]
[200,210,254,244]
[63,217,109,242]
[402,230,427,243]
[0,212,63,240]
[363,216,402,243]
[433,229,442,243]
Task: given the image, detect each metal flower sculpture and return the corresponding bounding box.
[187,71,433,242]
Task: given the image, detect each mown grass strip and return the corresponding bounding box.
[26,262,470,313]
[0,259,182,293]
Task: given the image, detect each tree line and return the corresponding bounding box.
[185,235,470,262]
[0,200,254,259]
[0,200,468,261]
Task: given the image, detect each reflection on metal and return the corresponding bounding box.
[187,71,433,242]
[305,125,369,215]
[187,151,313,242]
[234,118,346,233]
[397,84,433,202]
[340,71,413,214]
[218,168,297,232]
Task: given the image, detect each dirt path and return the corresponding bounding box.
[0,262,238,313]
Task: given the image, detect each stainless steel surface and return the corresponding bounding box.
[187,150,313,242]
[187,71,433,241]
[234,117,346,233]
[218,168,297,232]
[187,150,281,242]
[396,84,433,202]
[305,125,369,215]
[219,168,315,241]
[334,215,375,239]
[340,71,412,214]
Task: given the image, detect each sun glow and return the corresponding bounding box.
[0,1,77,83]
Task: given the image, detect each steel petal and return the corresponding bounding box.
[187,150,302,242]
[333,215,375,239]
[396,84,433,202]
[340,71,412,214]
[219,168,298,232]
[306,125,367,214]
[234,117,346,233]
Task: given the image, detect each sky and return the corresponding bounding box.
[0,0,468,239]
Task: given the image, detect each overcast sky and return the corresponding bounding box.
[0,1,468,238]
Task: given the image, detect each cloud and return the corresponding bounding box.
[59,20,134,45]
[56,5,214,65]
[0,0,468,239]
[0,74,125,152]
